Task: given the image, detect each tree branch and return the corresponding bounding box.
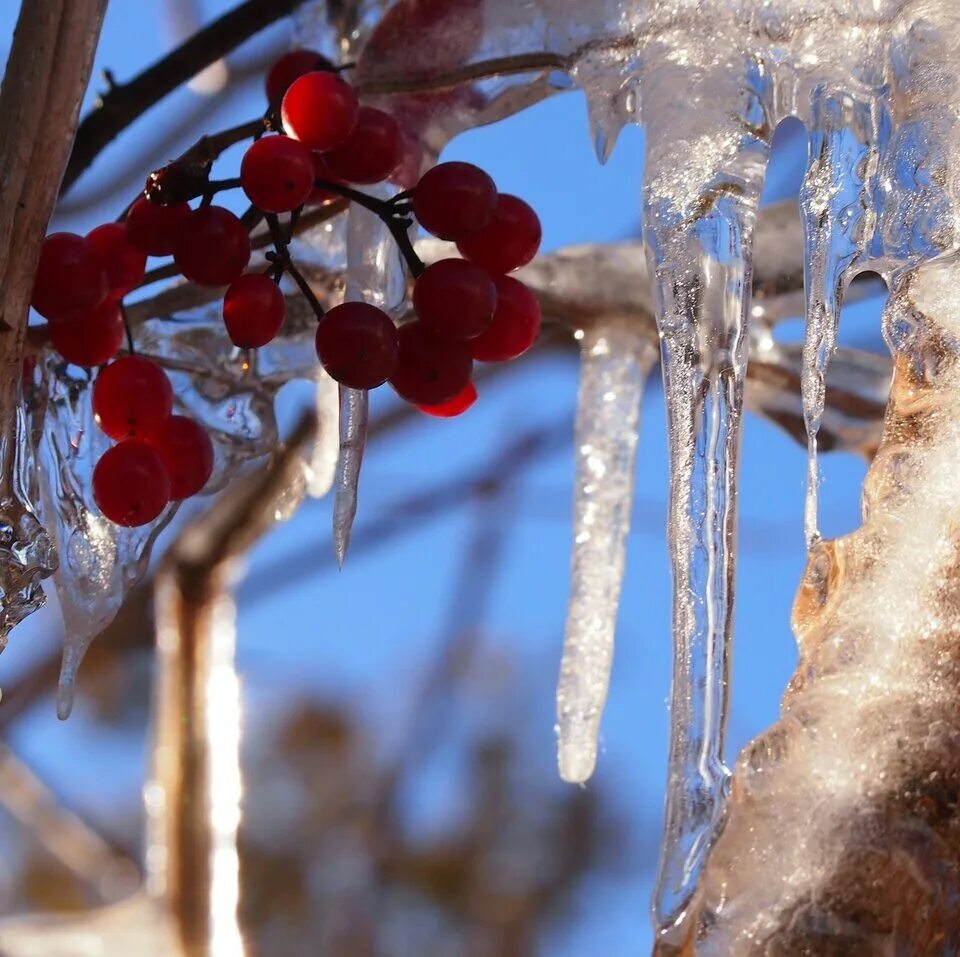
[63,0,313,192]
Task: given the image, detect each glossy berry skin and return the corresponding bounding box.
[315,302,399,389]
[222,273,286,348]
[125,198,191,256]
[31,233,108,320]
[153,415,214,500]
[413,259,496,340]
[93,355,174,441]
[413,162,497,241]
[86,223,147,298]
[240,135,315,213]
[389,321,473,405]
[322,107,403,184]
[49,300,125,367]
[265,49,335,103]
[93,440,171,527]
[417,381,477,418]
[456,194,541,274]
[173,206,250,287]
[470,275,541,362]
[281,71,359,152]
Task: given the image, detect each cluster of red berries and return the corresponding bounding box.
[91,356,214,526]
[315,160,542,417]
[29,47,544,524]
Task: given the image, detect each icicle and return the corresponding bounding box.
[332,187,408,564]
[799,88,879,544]
[639,57,772,942]
[332,387,368,567]
[556,319,655,784]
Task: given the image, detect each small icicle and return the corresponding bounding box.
[331,185,407,565]
[332,387,368,567]
[305,367,340,499]
[641,58,772,943]
[556,319,655,784]
[799,88,878,544]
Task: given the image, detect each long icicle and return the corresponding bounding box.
[557,318,656,783]
[332,185,407,565]
[642,60,772,942]
[799,87,879,543]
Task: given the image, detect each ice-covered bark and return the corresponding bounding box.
[664,260,960,956]
[557,321,656,783]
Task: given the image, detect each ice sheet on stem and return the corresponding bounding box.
[0,374,56,646]
[799,88,878,544]
[38,308,316,717]
[557,319,655,784]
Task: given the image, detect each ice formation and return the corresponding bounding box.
[557,321,656,783]
[2,0,959,949]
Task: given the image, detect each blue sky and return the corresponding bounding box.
[0,3,881,952]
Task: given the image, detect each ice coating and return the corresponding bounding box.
[799,89,878,543]
[0,374,56,646]
[667,260,960,954]
[332,386,368,567]
[557,321,655,784]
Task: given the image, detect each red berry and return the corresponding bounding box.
[322,107,402,184]
[470,275,541,362]
[173,206,250,287]
[389,322,473,404]
[153,415,214,500]
[222,273,286,348]
[456,194,541,274]
[281,71,359,152]
[93,440,171,527]
[49,300,125,367]
[31,233,108,320]
[413,162,497,240]
[241,135,315,213]
[265,49,335,103]
[315,302,399,389]
[413,258,496,340]
[93,355,174,441]
[86,223,147,298]
[125,198,191,256]
[417,381,477,418]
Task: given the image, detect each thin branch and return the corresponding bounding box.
[63,0,313,191]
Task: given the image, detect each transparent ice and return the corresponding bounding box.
[0,0,956,950]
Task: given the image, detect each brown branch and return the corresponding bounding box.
[148,412,317,953]
[63,0,313,192]
[0,0,107,592]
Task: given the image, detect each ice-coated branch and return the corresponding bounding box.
[557,319,656,783]
[0,0,108,644]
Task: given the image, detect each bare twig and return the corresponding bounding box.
[63,0,314,191]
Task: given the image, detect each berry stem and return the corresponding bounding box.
[264,213,324,320]
[387,216,426,278]
[119,301,135,355]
